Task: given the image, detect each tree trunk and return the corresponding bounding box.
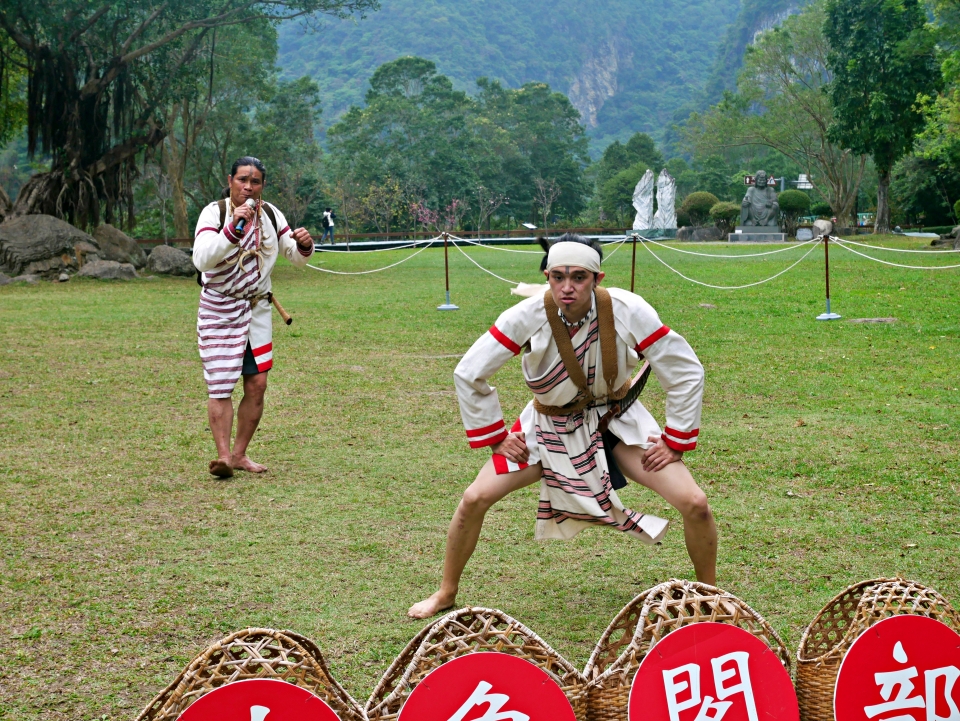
[875,167,891,234]
[164,104,191,239]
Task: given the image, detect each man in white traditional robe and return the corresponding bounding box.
[409,234,717,619]
[192,156,314,478]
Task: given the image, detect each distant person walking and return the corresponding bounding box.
[321,208,336,244]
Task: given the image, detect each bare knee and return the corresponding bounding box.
[459,484,496,517]
[680,489,712,523]
[243,373,268,399]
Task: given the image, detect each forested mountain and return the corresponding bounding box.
[703,0,812,101]
[278,0,741,153]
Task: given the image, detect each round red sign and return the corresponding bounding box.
[629,622,798,721]
[835,614,960,721]
[176,678,341,721]
[397,651,576,721]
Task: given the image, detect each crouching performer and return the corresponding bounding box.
[193,156,315,478]
[409,234,717,618]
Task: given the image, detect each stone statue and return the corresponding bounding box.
[632,169,654,230]
[740,170,780,227]
[653,169,677,229]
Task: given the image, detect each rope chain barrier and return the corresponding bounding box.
[448,237,521,285]
[312,237,433,253]
[639,234,823,258]
[305,238,435,275]
[639,235,822,289]
[830,237,960,270]
[831,236,960,254]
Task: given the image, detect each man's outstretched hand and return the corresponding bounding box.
[492,432,529,465]
[642,435,683,473]
[292,227,313,249]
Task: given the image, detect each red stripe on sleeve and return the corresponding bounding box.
[489,325,522,355]
[469,429,509,448]
[466,419,506,438]
[664,426,699,440]
[279,225,291,236]
[297,244,312,256]
[662,434,696,452]
[636,325,671,352]
[196,226,220,235]
[224,224,241,243]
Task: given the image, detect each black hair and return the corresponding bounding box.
[230,156,267,181]
[538,233,603,274]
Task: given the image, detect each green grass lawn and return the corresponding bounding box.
[1,235,958,720]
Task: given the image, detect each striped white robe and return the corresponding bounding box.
[192,201,313,399]
[454,287,704,543]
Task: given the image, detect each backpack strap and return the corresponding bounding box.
[542,289,591,395]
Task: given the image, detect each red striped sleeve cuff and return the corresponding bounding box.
[466,419,508,448]
[489,325,522,355]
[297,243,313,257]
[224,224,242,244]
[635,325,671,353]
[662,426,699,452]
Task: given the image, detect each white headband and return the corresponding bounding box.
[546,241,601,274]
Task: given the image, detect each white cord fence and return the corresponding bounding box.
[304,232,960,314]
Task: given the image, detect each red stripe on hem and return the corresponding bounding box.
[465,419,505,438]
[637,325,671,352]
[662,434,696,452]
[252,342,272,356]
[664,426,699,440]
[489,325,522,355]
[492,454,509,475]
[469,430,509,448]
[255,359,273,373]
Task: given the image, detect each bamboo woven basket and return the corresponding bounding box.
[796,577,960,721]
[582,579,791,721]
[364,607,588,721]
[134,628,365,721]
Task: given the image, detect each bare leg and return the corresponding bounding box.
[613,444,717,584]
[408,459,543,619]
[231,372,268,473]
[207,397,234,477]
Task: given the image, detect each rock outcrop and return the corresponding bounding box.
[677,225,722,241]
[93,224,148,268]
[77,260,138,280]
[0,214,101,278]
[146,245,196,276]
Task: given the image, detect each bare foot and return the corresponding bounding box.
[231,455,267,473]
[209,458,233,478]
[407,591,456,619]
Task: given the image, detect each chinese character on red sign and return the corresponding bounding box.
[397,651,577,721]
[176,678,342,721]
[629,622,799,721]
[835,615,960,721]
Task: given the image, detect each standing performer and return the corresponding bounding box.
[409,234,716,618]
[193,156,315,478]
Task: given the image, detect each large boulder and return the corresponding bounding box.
[146,244,196,276]
[76,259,138,280]
[92,224,147,268]
[677,225,723,241]
[0,272,9,286]
[0,214,101,278]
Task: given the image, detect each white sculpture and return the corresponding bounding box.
[653,169,677,229]
[632,169,655,231]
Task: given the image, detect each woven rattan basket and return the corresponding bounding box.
[582,579,791,721]
[796,577,960,721]
[364,607,588,720]
[134,628,364,721]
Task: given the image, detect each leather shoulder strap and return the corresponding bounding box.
[261,201,279,234]
[543,290,589,393]
[217,199,226,231]
[594,286,620,389]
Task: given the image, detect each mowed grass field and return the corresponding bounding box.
[1,235,958,720]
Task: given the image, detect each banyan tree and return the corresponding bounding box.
[0,0,376,228]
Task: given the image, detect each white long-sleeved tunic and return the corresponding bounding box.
[454,287,704,542]
[192,200,313,398]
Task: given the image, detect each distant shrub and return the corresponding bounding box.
[778,190,811,236]
[920,225,954,235]
[810,201,832,218]
[676,208,691,227]
[680,191,720,226]
[709,201,740,234]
